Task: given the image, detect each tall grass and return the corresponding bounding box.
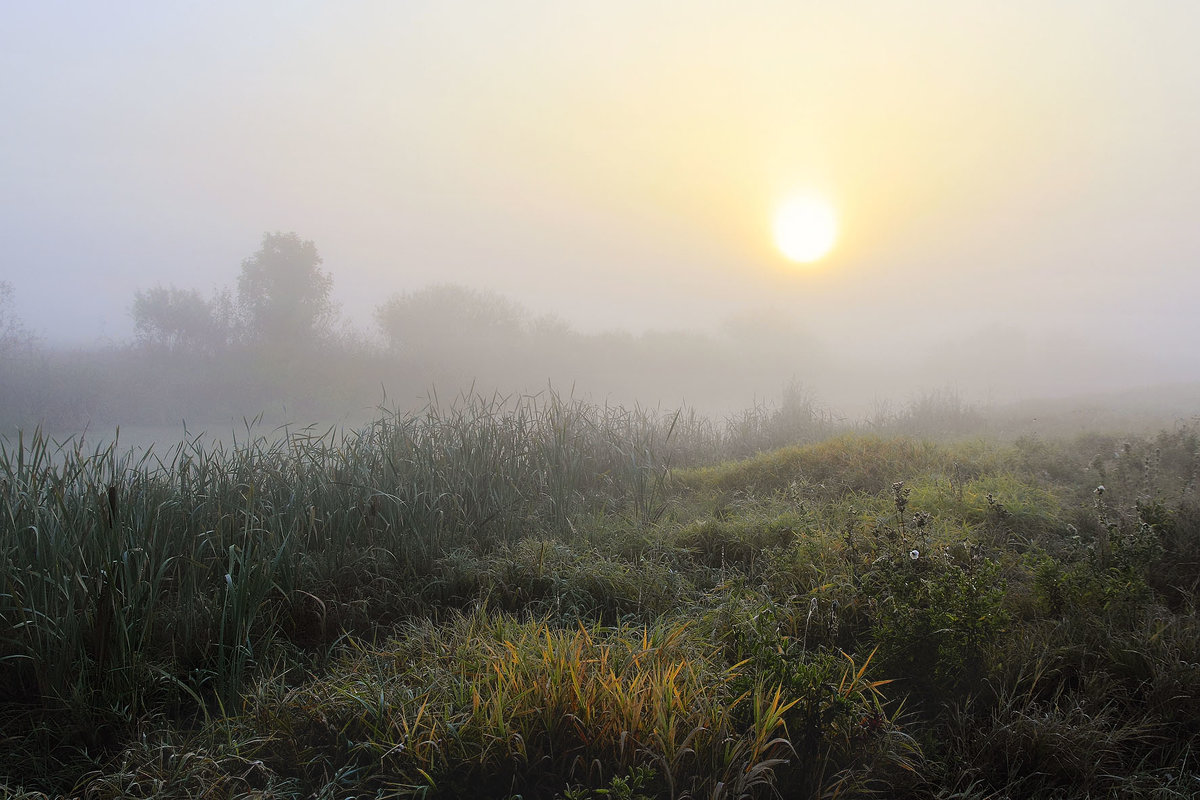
[2,393,1197,797]
[0,393,708,717]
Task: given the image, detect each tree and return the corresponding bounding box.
[131,285,231,354]
[0,281,35,357]
[237,232,335,352]
[374,284,528,355]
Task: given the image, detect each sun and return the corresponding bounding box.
[774,196,837,264]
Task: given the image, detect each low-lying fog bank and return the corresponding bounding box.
[2,258,1196,449]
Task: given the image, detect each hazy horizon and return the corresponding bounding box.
[3,2,1199,412]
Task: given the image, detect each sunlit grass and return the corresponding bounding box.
[248,612,800,797]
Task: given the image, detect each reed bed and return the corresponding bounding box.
[0,393,712,714]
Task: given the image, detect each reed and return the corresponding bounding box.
[0,392,709,720]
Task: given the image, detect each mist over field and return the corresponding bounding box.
[2,244,1198,444]
[2,2,1199,443]
[1,227,1197,440]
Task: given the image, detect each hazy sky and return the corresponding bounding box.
[3,2,1199,383]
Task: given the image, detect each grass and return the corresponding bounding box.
[1,391,1198,798]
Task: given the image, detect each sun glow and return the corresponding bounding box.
[774,196,838,264]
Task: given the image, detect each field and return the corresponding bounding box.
[1,393,1198,799]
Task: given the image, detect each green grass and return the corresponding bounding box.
[1,394,1198,798]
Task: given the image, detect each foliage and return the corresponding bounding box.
[676,434,953,498]
[0,282,42,432]
[0,282,36,358]
[131,285,233,354]
[375,283,536,355]
[2,406,1199,797]
[868,553,1007,697]
[244,612,802,798]
[236,232,334,352]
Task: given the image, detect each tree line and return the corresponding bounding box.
[1,232,830,433]
[130,232,565,360]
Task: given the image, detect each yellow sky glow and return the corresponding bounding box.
[5,1,1197,352]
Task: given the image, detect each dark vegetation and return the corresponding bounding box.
[1,387,1198,798]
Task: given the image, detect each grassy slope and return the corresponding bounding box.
[2,402,1199,799]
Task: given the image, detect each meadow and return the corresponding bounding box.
[1,392,1197,799]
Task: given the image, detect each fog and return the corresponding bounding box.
[2,3,1198,439]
